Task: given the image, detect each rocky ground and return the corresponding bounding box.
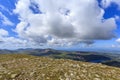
[0,54,120,80]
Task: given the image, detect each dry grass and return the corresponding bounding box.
[0,54,120,80]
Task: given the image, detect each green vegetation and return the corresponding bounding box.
[0,54,120,80]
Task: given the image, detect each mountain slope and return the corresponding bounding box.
[1,49,120,68]
[0,54,120,80]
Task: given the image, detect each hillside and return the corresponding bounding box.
[1,49,120,67]
[0,54,120,80]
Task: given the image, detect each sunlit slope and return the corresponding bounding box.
[0,54,120,80]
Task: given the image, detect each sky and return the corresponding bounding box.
[0,0,120,50]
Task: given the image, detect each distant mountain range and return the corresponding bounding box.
[0,48,120,67]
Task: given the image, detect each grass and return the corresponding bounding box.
[0,54,120,80]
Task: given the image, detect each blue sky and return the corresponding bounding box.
[0,0,120,50]
[0,0,19,36]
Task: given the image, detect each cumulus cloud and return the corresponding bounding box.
[0,29,29,49]
[116,38,120,43]
[0,36,35,49]
[13,0,117,46]
[0,29,8,37]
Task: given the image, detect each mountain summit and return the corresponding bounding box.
[0,54,120,80]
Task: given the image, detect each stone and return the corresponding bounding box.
[11,74,19,78]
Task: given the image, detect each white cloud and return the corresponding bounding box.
[116,38,120,43]
[0,12,14,26]
[101,0,112,8]
[12,0,117,47]
[0,29,8,37]
[0,4,13,15]
[0,36,35,49]
[101,0,120,8]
